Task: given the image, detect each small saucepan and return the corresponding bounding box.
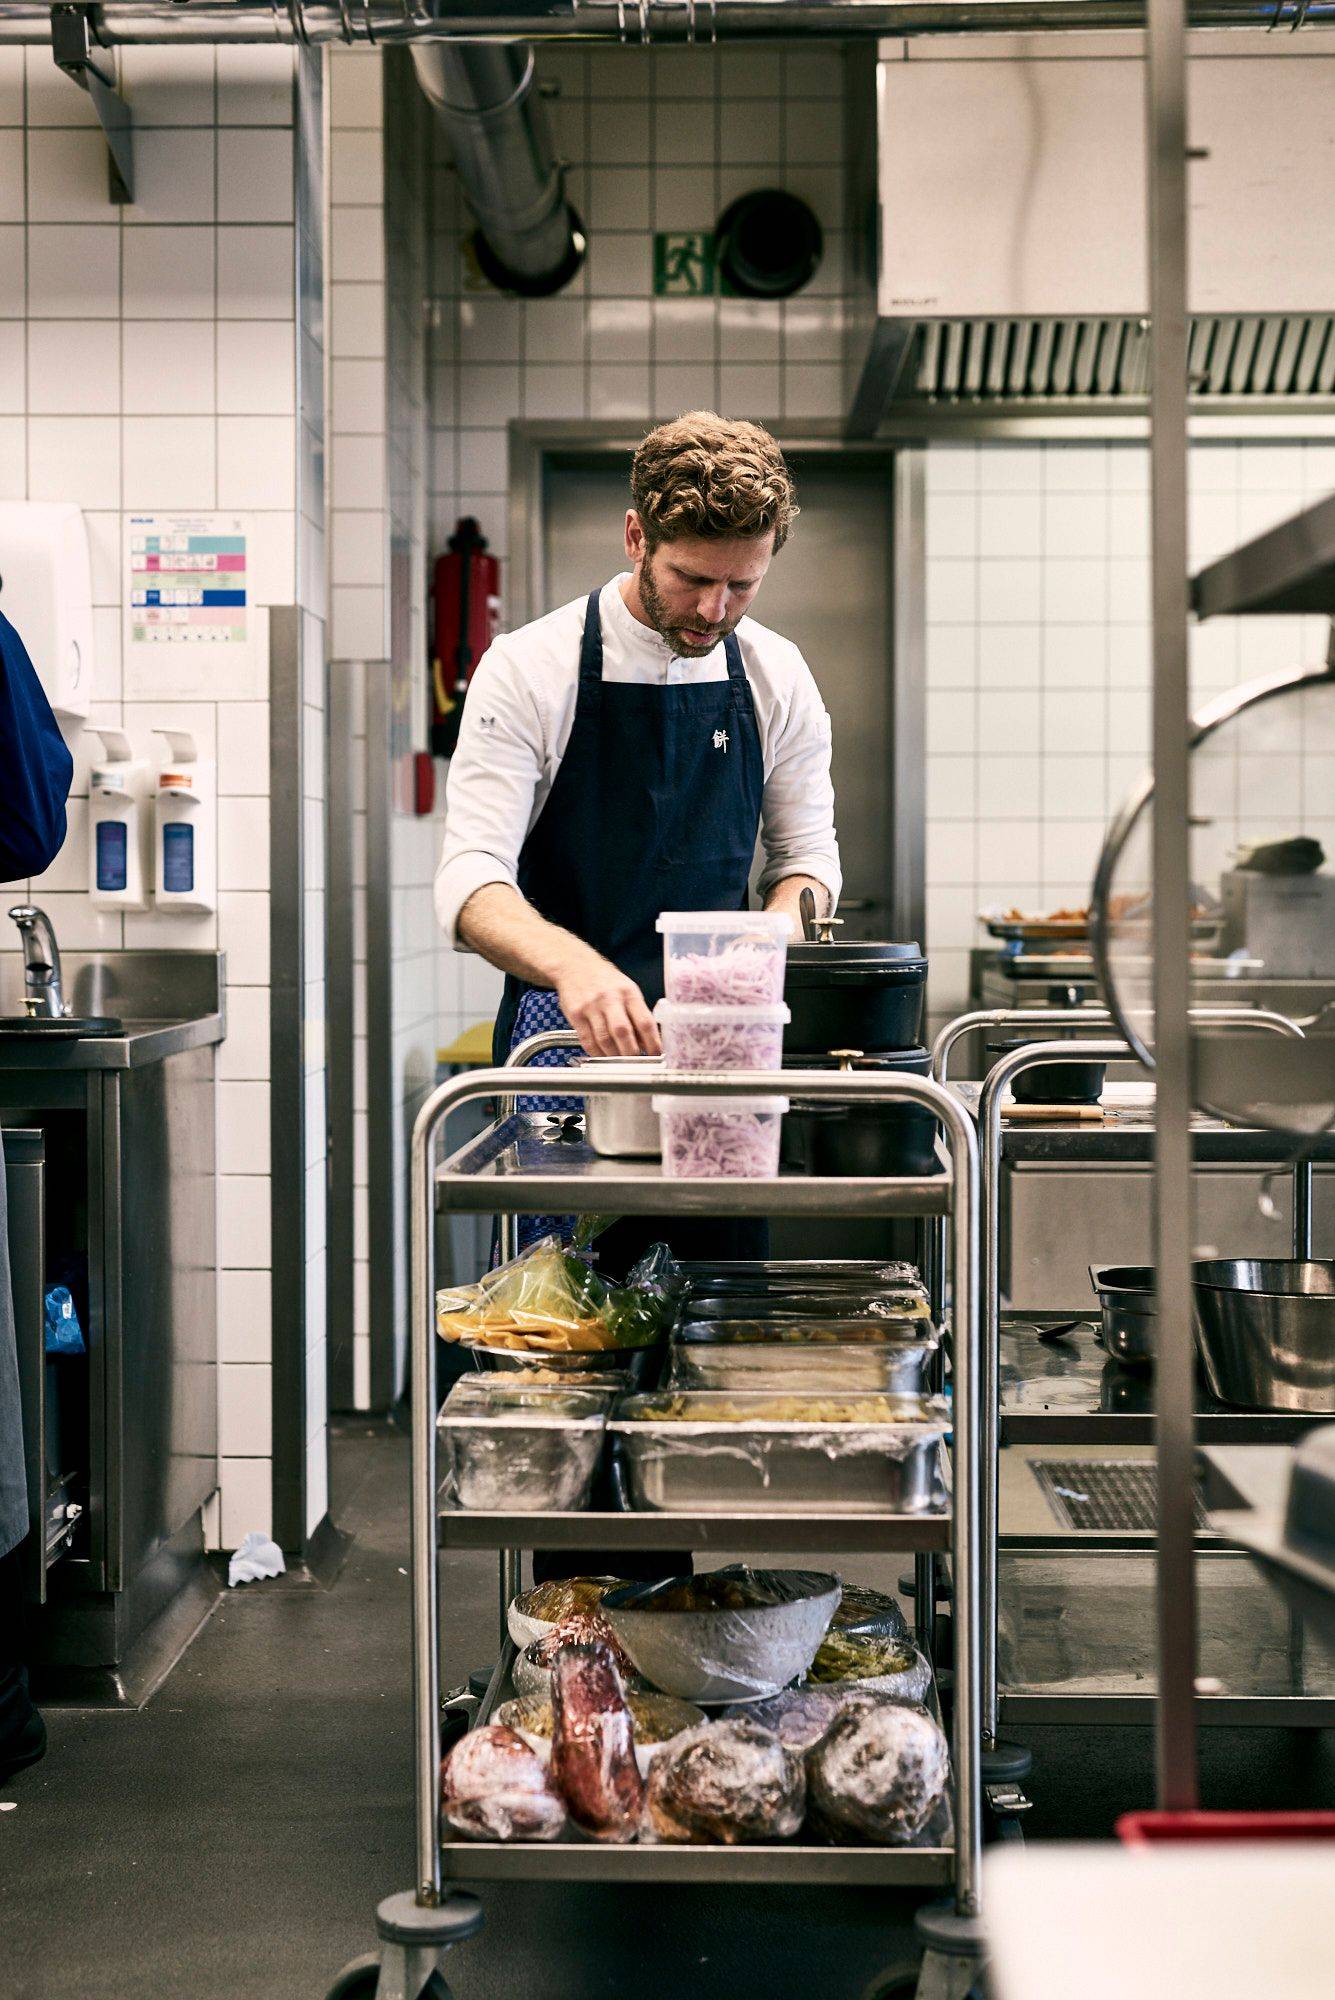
[1089,1264,1156,1367]
[990,1038,1107,1107]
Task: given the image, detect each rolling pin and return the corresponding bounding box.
[1001,1104,1108,1123]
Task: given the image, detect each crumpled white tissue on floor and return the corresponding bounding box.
[227,1531,286,1588]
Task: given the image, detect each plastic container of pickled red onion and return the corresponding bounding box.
[655,999,789,1072]
[652,1096,789,1180]
[657,910,791,1007]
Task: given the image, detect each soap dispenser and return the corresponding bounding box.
[153,727,216,914]
[88,727,151,911]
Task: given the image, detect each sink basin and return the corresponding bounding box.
[0,1016,123,1037]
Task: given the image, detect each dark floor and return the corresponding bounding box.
[4,1422,1334,2000]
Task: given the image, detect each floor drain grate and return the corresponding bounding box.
[1032,1459,1210,1532]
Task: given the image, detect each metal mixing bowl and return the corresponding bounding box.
[1192,1259,1335,1412]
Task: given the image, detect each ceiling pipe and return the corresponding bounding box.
[0,0,1329,42]
[412,42,584,295]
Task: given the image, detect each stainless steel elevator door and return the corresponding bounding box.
[538,454,896,940]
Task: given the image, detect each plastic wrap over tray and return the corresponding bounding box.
[603,1566,842,1701]
[808,1638,934,1705]
[684,1290,931,1324]
[667,1337,936,1397]
[495,1690,705,1778]
[437,1379,609,1512]
[609,1393,951,1515]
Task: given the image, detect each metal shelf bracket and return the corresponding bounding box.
[51,4,133,204]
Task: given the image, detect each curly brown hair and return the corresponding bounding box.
[630,411,798,554]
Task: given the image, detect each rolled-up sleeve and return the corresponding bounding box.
[0,611,74,885]
[756,654,842,907]
[433,644,546,950]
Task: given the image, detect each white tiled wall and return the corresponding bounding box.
[922,438,1335,1041]
[0,45,327,1549]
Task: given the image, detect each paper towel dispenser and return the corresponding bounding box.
[0,502,94,720]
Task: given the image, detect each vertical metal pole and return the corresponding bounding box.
[411,1090,447,1904]
[499,1547,521,1647]
[940,1096,981,1920]
[1292,1158,1313,1262]
[1147,0,1199,1813]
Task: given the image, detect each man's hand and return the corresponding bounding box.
[554,945,661,1058]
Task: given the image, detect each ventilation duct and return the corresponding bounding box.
[411,43,583,296]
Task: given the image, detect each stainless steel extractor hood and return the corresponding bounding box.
[850,34,1335,423]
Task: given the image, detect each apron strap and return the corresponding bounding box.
[578,589,604,687]
[722,630,746,685]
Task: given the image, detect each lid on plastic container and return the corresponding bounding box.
[655,1000,791,1024]
[657,910,791,937]
[652,1095,790,1114]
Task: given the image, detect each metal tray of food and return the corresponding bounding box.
[684,1290,931,1325]
[680,1258,922,1294]
[676,1312,937,1349]
[609,1392,950,1516]
[438,1379,610,1512]
[666,1336,936,1397]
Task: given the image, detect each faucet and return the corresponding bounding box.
[8,905,65,1019]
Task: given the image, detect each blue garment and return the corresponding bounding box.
[492,587,768,1269]
[0,608,73,885]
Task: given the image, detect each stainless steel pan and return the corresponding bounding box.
[1192,1259,1335,1412]
[1088,1264,1156,1367]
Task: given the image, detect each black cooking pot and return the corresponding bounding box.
[784,940,928,1055]
[781,1048,940,1178]
[988,1036,1107,1106]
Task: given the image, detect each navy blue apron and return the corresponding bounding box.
[492,587,770,1275]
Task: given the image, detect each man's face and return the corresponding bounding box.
[626,514,775,660]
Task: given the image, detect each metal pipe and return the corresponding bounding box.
[411,42,583,295]
[1,0,1327,42]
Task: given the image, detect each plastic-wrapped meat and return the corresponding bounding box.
[642,1720,805,1844]
[549,1641,644,1842]
[440,1725,565,1842]
[807,1701,949,1843]
[513,1609,638,1698]
[723,1686,887,1755]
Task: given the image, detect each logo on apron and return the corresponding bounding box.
[713,728,729,753]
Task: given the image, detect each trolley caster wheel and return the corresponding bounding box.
[325,1954,382,2000]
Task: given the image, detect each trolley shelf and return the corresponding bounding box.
[438,1840,955,1887]
[438,1507,953,1554]
[435,1112,953,1217]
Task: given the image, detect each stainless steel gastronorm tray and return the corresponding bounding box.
[668,1335,937,1397]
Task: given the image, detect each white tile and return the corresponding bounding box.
[457,363,521,427]
[305,1430,329,1529]
[978,627,1041,691]
[720,297,781,363]
[330,128,384,207]
[217,701,271,797]
[29,416,120,508]
[925,627,977,689]
[218,415,296,511]
[456,428,507,492]
[25,51,98,127]
[650,166,715,233]
[219,1078,271,1176]
[123,319,215,415]
[30,797,88,894]
[925,445,978,495]
[926,689,976,755]
[247,512,296,607]
[121,908,219,952]
[977,446,1042,495]
[27,320,120,415]
[218,892,271,984]
[1043,558,1108,625]
[0,133,28,221]
[219,1456,272,1548]
[0,226,22,312]
[522,366,586,421]
[120,47,217,126]
[217,978,271,1075]
[781,297,844,367]
[330,204,383,285]
[586,166,651,233]
[219,1360,272,1457]
[978,560,1041,624]
[218,126,294,223]
[0,416,24,499]
[1043,627,1109,690]
[1044,689,1109,755]
[1043,445,1108,493]
[651,360,717,419]
[216,320,295,415]
[219,1267,272,1365]
[214,225,296,323]
[1043,492,1107,559]
[27,226,120,319]
[0,323,22,413]
[459,296,521,365]
[925,884,976,957]
[977,753,1041,821]
[0,51,22,125]
[521,297,585,366]
[328,48,383,129]
[126,127,216,225]
[123,416,217,508]
[650,296,714,364]
[652,97,717,168]
[926,754,975,822]
[1040,819,1104,884]
[1109,625,1152,689]
[926,559,977,626]
[588,364,650,420]
[978,819,1041,884]
[216,46,295,124]
[925,821,976,886]
[1108,558,1149,623]
[719,363,780,420]
[218,1174,272,1269]
[219,796,270,891]
[979,690,1041,754]
[588,297,651,365]
[782,364,843,421]
[330,509,385,590]
[121,226,215,319]
[331,585,386,661]
[329,431,385,512]
[1109,493,1149,560]
[926,493,976,561]
[585,232,652,298]
[1042,754,1109,822]
[330,282,385,360]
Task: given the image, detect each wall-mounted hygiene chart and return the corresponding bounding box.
[124,513,265,700]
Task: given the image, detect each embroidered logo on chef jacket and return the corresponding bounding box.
[713,728,729,753]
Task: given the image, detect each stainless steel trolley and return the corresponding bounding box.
[332,1057,986,2000]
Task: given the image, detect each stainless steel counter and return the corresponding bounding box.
[0,1014,225,1071]
[0,950,225,1070]
[952,1080,1335,1165]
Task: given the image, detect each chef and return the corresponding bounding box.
[0,602,74,1784]
[435,410,841,1273]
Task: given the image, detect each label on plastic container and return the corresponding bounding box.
[162,821,194,894]
[95,819,127,892]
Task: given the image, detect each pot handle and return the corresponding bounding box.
[1088,1265,1107,1294]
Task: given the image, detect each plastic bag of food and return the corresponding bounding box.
[721,1686,884,1754]
[507,1575,626,1649]
[806,1701,949,1844]
[512,1610,641,1699]
[642,1719,806,1844]
[550,1641,644,1842]
[808,1639,933,1705]
[435,1234,680,1355]
[440,1724,565,1842]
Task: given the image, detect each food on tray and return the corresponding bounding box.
[436,1379,608,1512]
[642,1719,806,1845]
[808,1636,933,1703]
[515,1576,623,1625]
[806,1702,949,1843]
[550,1642,644,1842]
[722,1686,886,1754]
[512,1610,640,1698]
[619,1393,941,1424]
[436,1235,681,1355]
[496,1690,704,1775]
[667,1340,934,1397]
[680,1316,931,1346]
[439,1724,565,1843]
[828,1584,909,1639]
[604,1568,841,1703]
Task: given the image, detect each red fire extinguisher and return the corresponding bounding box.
[430,517,501,759]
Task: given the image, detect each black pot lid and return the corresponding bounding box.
[988,1031,1101,1053]
[786,940,927,983]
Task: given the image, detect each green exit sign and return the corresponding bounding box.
[654,231,716,298]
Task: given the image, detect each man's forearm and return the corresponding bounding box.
[457,882,591,989]
[764,874,833,936]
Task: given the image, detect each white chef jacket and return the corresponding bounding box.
[434,574,842,950]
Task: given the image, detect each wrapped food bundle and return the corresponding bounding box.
[807,1702,949,1844]
[722,1686,886,1755]
[642,1719,806,1844]
[550,1642,644,1842]
[436,1379,609,1512]
[828,1584,909,1641]
[512,1609,641,1699]
[496,1689,704,1777]
[436,1235,682,1355]
[808,1636,933,1704]
[507,1575,625,1649]
[439,1724,565,1842]
[604,1566,841,1702]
